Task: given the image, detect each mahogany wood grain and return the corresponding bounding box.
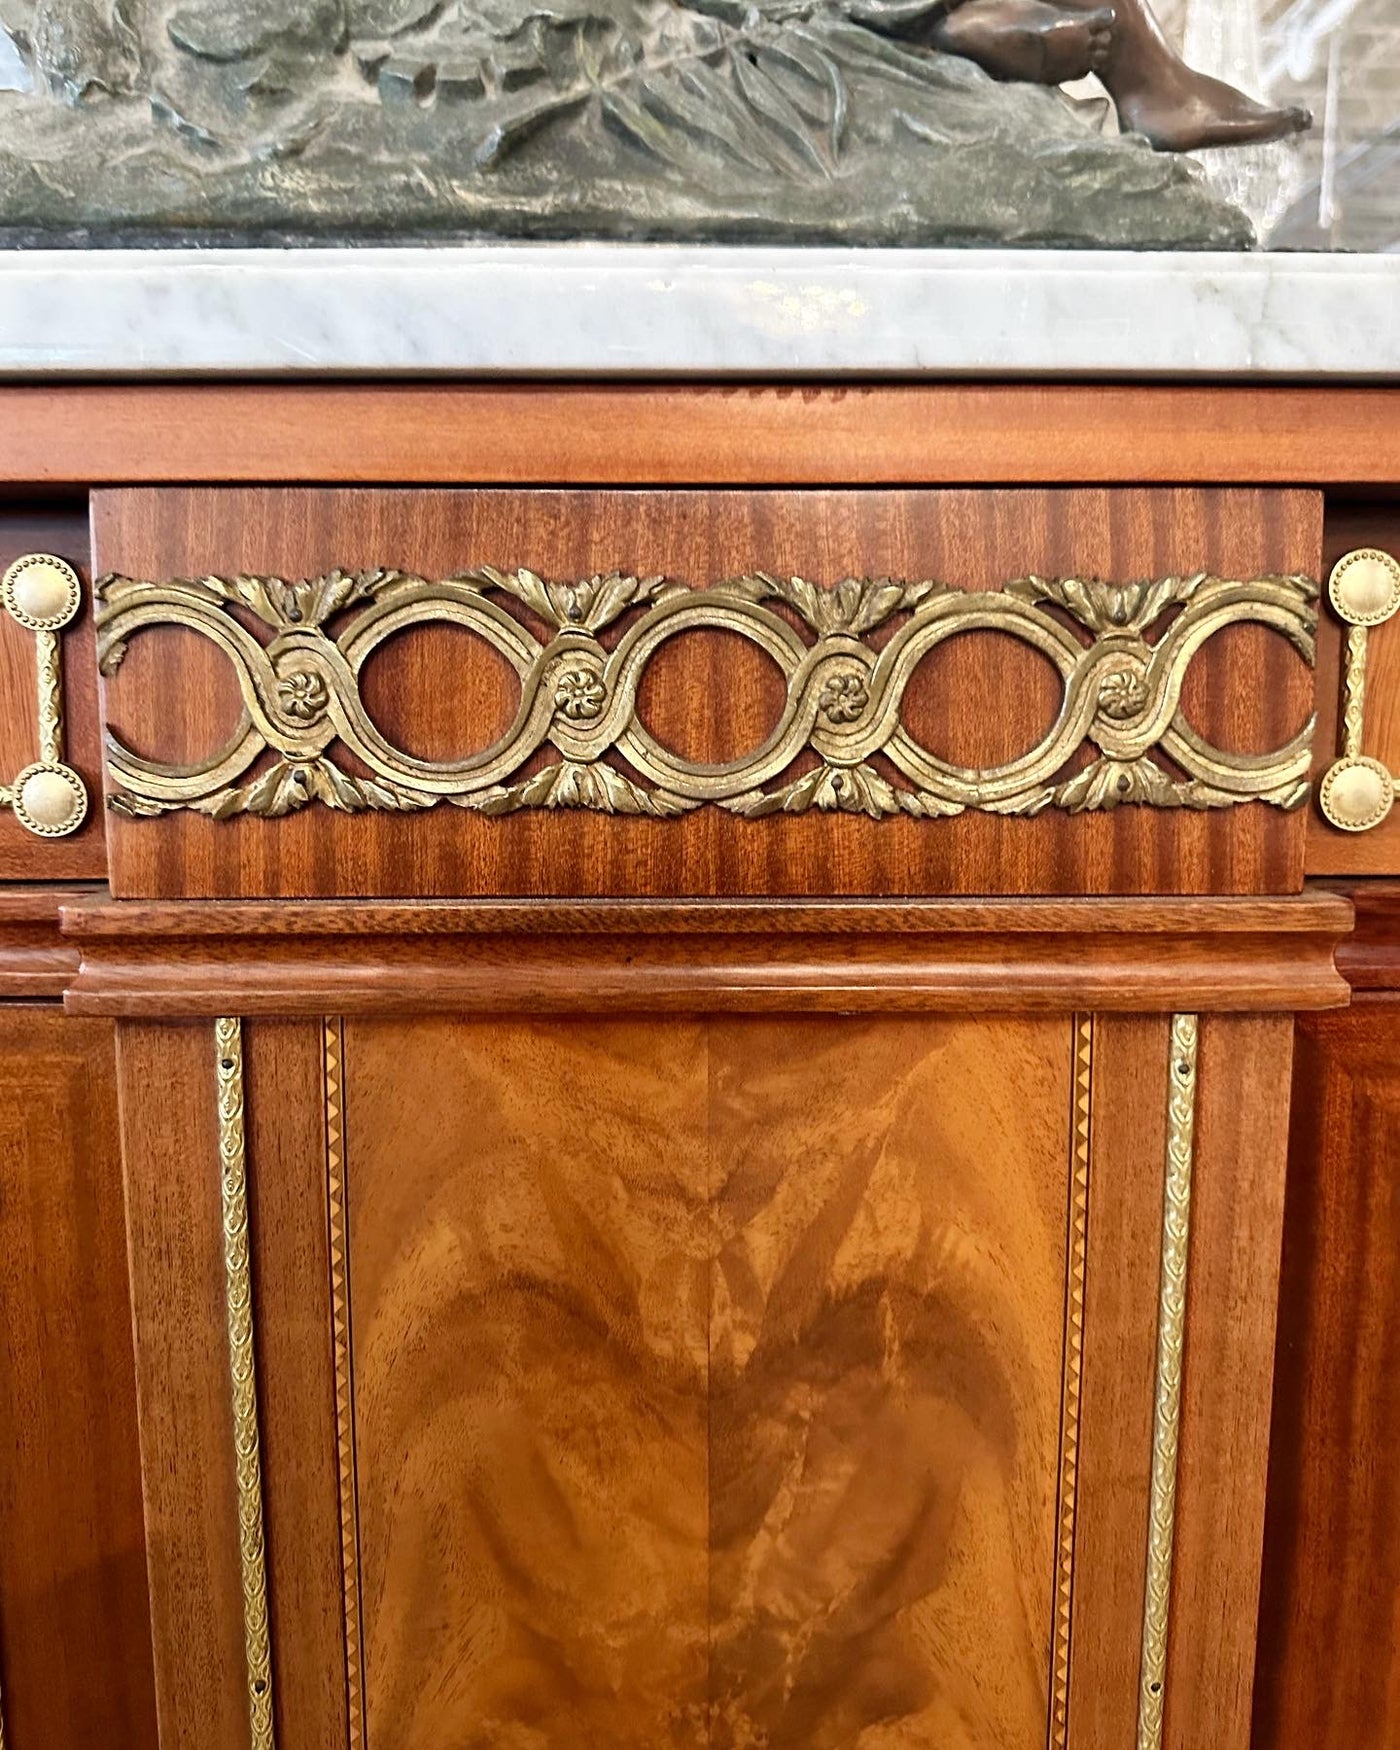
[92,485,1320,899]
[115,1020,248,1750]
[1166,1014,1294,1750]
[1066,1016,1168,1750]
[0,884,92,995]
[706,1016,1070,1749]
[58,893,1354,1017]
[1331,878,1400,988]
[0,1007,157,1750]
[243,1021,347,1750]
[0,507,106,880]
[341,1013,1073,1749]
[1253,995,1400,1750]
[3,384,1399,486]
[347,1015,711,1750]
[1306,499,1400,877]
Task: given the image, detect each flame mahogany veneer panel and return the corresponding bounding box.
[91,485,1321,898]
[342,1013,1073,1750]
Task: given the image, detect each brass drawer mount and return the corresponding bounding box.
[1320,547,1400,834]
[1,553,88,838]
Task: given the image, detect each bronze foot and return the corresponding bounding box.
[1116,70,1311,151]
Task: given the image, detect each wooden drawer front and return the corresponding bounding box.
[116,1002,1293,1750]
[91,486,1321,899]
[0,513,106,880]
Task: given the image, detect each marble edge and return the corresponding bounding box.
[0,244,1396,379]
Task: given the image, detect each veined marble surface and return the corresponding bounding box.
[0,246,1395,378]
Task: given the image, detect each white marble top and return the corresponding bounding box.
[0,245,1395,379]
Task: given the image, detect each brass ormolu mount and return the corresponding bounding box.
[1320,548,1400,833]
[94,564,1319,824]
[1,553,88,838]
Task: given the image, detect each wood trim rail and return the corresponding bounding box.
[0,885,93,996]
[1,384,1397,487]
[1328,881,1400,990]
[60,894,1354,1016]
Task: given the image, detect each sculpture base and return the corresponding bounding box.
[0,41,1253,250]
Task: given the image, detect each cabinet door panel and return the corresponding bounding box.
[113,1004,1296,1750]
[1254,998,1400,1750]
[0,1009,155,1748]
[341,1014,1072,1750]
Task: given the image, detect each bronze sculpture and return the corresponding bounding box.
[0,0,1309,244]
[854,0,1310,149]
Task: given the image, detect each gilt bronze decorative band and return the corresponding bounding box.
[1137,1013,1199,1750]
[324,1018,367,1750]
[1050,1015,1092,1750]
[97,566,1317,823]
[215,1017,277,1750]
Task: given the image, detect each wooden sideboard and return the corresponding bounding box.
[0,383,1397,1750]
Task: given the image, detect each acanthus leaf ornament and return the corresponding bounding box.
[724,761,962,820]
[727,571,937,636]
[477,566,684,633]
[465,760,698,819]
[1011,571,1207,637]
[95,565,1318,823]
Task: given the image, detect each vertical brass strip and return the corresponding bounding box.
[1048,1015,1092,1750]
[1136,1013,1199,1750]
[216,1017,276,1750]
[34,628,61,766]
[325,1018,367,1750]
[1342,624,1368,761]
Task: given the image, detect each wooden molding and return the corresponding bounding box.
[1327,881,1400,990]
[60,894,1354,1017]
[2,383,1398,488]
[0,886,92,996]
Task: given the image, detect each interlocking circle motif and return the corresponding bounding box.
[95,565,1318,822]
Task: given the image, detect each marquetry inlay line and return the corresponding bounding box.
[95,566,1317,822]
[1049,1014,1092,1750]
[215,1016,277,1750]
[324,1017,367,1750]
[1136,1013,1199,1750]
